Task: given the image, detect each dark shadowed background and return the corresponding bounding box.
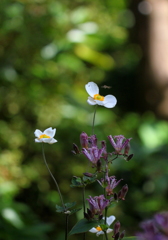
[0,0,168,239]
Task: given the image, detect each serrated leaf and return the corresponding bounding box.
[83,175,97,184]
[69,208,82,215]
[123,237,137,240]
[65,202,76,209]
[69,218,103,235]
[56,205,64,213]
[70,176,84,187]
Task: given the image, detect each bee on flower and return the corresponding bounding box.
[85,82,117,108]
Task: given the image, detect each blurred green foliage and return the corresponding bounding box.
[0,0,168,239]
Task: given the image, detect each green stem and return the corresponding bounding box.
[82,186,86,240]
[92,105,97,135]
[41,143,65,211]
[104,231,109,240]
[82,186,86,214]
[103,168,108,240]
[104,207,108,240]
[108,155,119,164]
[65,214,69,240]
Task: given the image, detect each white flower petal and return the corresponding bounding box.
[44,127,56,137]
[95,100,104,106]
[35,138,42,143]
[85,82,99,97]
[106,215,116,226]
[103,95,117,108]
[96,231,104,236]
[89,228,98,233]
[42,138,52,143]
[106,228,113,234]
[48,138,57,144]
[34,129,43,138]
[87,97,97,105]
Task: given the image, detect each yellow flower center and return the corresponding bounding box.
[93,94,104,101]
[96,226,102,231]
[38,134,50,139]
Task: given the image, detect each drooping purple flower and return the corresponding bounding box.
[87,195,110,216]
[154,212,168,236]
[98,176,122,196]
[137,220,162,240]
[136,212,168,240]
[82,145,105,166]
[108,135,132,155]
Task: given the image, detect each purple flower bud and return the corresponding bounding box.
[126,154,134,161]
[80,132,88,148]
[114,192,118,201]
[83,172,95,177]
[114,232,120,240]
[124,142,130,155]
[118,184,128,200]
[96,159,101,172]
[72,143,80,154]
[113,221,120,236]
[120,230,125,239]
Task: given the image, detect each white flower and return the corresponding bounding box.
[89,215,115,236]
[34,127,57,144]
[85,82,117,108]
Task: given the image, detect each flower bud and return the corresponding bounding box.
[99,214,103,220]
[118,184,128,200]
[124,142,130,155]
[114,192,118,201]
[72,143,80,154]
[80,132,88,148]
[114,232,120,240]
[84,208,94,220]
[113,221,120,236]
[126,154,134,161]
[83,172,94,177]
[119,230,125,239]
[96,159,101,172]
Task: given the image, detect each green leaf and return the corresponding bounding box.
[83,175,97,184]
[69,218,103,235]
[56,205,64,213]
[108,202,117,208]
[64,202,76,209]
[69,208,82,215]
[70,176,84,187]
[123,237,137,240]
[56,202,78,214]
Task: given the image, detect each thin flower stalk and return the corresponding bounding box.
[41,143,65,211]
[92,105,97,135]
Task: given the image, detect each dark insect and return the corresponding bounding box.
[101,85,111,89]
